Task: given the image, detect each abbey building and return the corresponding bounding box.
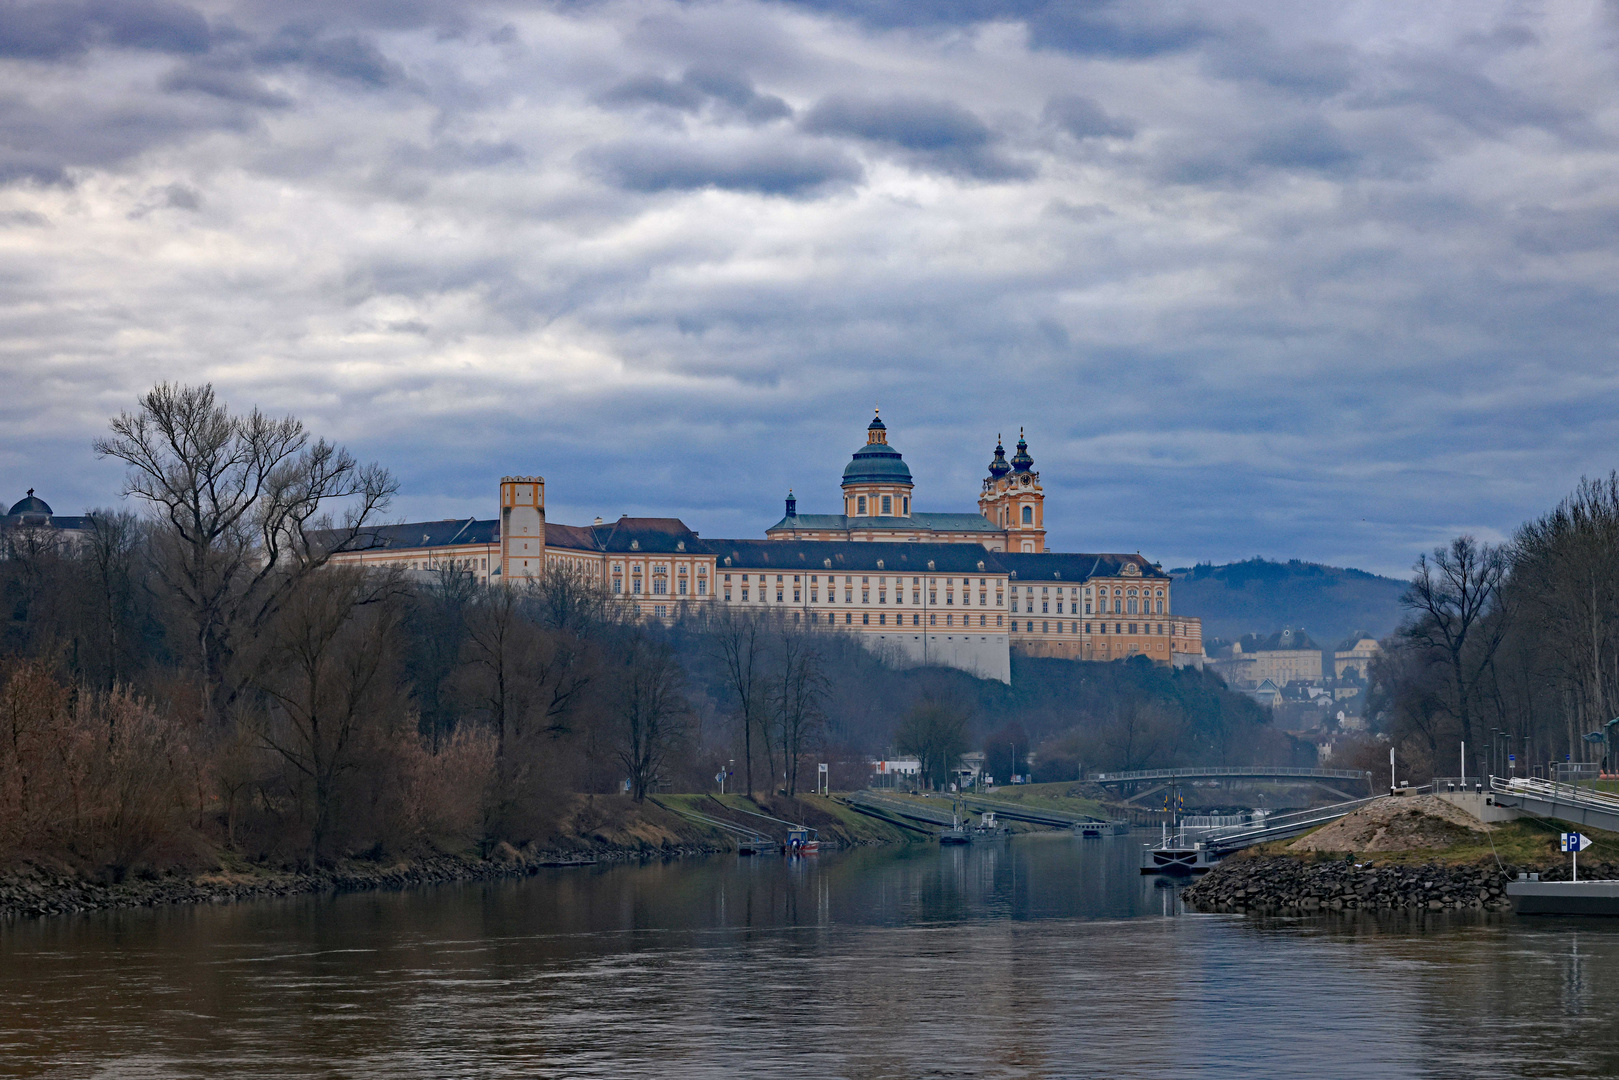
[328,414,1203,683]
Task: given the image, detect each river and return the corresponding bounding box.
[3,833,1618,1078]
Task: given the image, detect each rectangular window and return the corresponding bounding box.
[845,613,852,624]
[997,615,1004,627]
[979,615,986,627]
[811,590,819,603]
[881,495,892,515]
[879,613,886,625]
[862,613,870,624]
[678,580,687,595]
[913,614,920,625]
[742,588,749,601]
[929,614,937,626]
[698,580,707,595]
[858,496,867,514]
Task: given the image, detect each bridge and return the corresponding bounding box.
[1488,776,1619,834]
[1091,766,1375,804]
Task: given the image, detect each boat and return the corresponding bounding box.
[1074,820,1130,838]
[939,803,971,844]
[1139,843,1219,875]
[970,811,1010,840]
[784,826,820,855]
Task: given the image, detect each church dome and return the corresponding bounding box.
[1011,429,1034,472]
[842,443,913,486]
[6,489,52,518]
[841,410,913,487]
[988,435,1010,478]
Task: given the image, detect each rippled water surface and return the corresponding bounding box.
[4,834,1619,1079]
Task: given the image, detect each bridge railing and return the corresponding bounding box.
[1093,766,1372,784]
[1491,775,1619,811]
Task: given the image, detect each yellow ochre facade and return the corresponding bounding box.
[328,414,1202,683]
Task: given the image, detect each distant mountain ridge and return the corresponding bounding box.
[1169,558,1407,645]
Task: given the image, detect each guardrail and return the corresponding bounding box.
[1094,766,1372,784]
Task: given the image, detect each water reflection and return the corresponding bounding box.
[3,834,1619,1078]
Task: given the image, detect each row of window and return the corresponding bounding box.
[849,494,911,516]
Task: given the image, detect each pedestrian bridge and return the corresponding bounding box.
[1092,766,1375,804]
[1488,776,1619,834]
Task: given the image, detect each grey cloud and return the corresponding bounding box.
[1200,29,1358,97]
[160,61,293,107]
[1025,2,1211,57]
[1358,58,1576,138]
[251,26,403,88]
[597,68,791,124]
[160,181,199,209]
[801,95,1032,180]
[1043,95,1134,139]
[584,138,862,196]
[0,0,211,59]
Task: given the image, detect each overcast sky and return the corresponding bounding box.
[2,0,1617,576]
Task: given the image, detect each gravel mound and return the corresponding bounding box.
[1289,795,1488,852]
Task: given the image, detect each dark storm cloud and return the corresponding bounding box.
[4,0,1619,578]
[598,68,791,124]
[584,137,861,195]
[0,0,211,60]
[800,95,1031,180]
[249,26,404,89]
[1043,95,1134,140]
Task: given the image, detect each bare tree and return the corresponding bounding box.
[614,636,690,801]
[772,626,827,796]
[94,383,395,717]
[712,609,769,796]
[253,567,406,864]
[81,509,143,689]
[895,696,971,790]
[1402,536,1509,775]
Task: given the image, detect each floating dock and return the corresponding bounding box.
[1507,879,1619,916]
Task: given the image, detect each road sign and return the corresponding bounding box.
[1562,832,1593,852]
[1509,754,1516,763]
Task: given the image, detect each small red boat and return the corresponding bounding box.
[784,826,820,854]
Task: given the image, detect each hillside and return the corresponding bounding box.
[1169,558,1407,643]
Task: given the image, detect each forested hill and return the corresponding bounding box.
[1169,558,1408,643]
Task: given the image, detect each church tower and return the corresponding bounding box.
[499,475,546,582]
[978,430,1045,552]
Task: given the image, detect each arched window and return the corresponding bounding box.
[1021,505,1033,524]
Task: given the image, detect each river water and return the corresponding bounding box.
[3,833,1619,1079]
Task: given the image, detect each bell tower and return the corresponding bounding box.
[499,475,546,583]
[978,429,1045,552]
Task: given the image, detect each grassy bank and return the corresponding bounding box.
[974,782,1111,820]
[1244,811,1619,869]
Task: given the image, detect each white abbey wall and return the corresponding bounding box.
[865,630,1011,684]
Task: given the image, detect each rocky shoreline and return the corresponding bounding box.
[0,843,726,921]
[1180,855,1560,913]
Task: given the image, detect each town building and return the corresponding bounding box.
[1,490,90,546]
[1334,635,1382,679]
[325,416,1204,683]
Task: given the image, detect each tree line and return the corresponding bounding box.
[1,383,1287,877]
[1371,473,1619,781]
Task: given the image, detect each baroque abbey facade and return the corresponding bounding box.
[329,414,1202,683]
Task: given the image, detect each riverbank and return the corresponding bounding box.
[0,791,922,920]
[1182,854,1520,912]
[1182,796,1619,914]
